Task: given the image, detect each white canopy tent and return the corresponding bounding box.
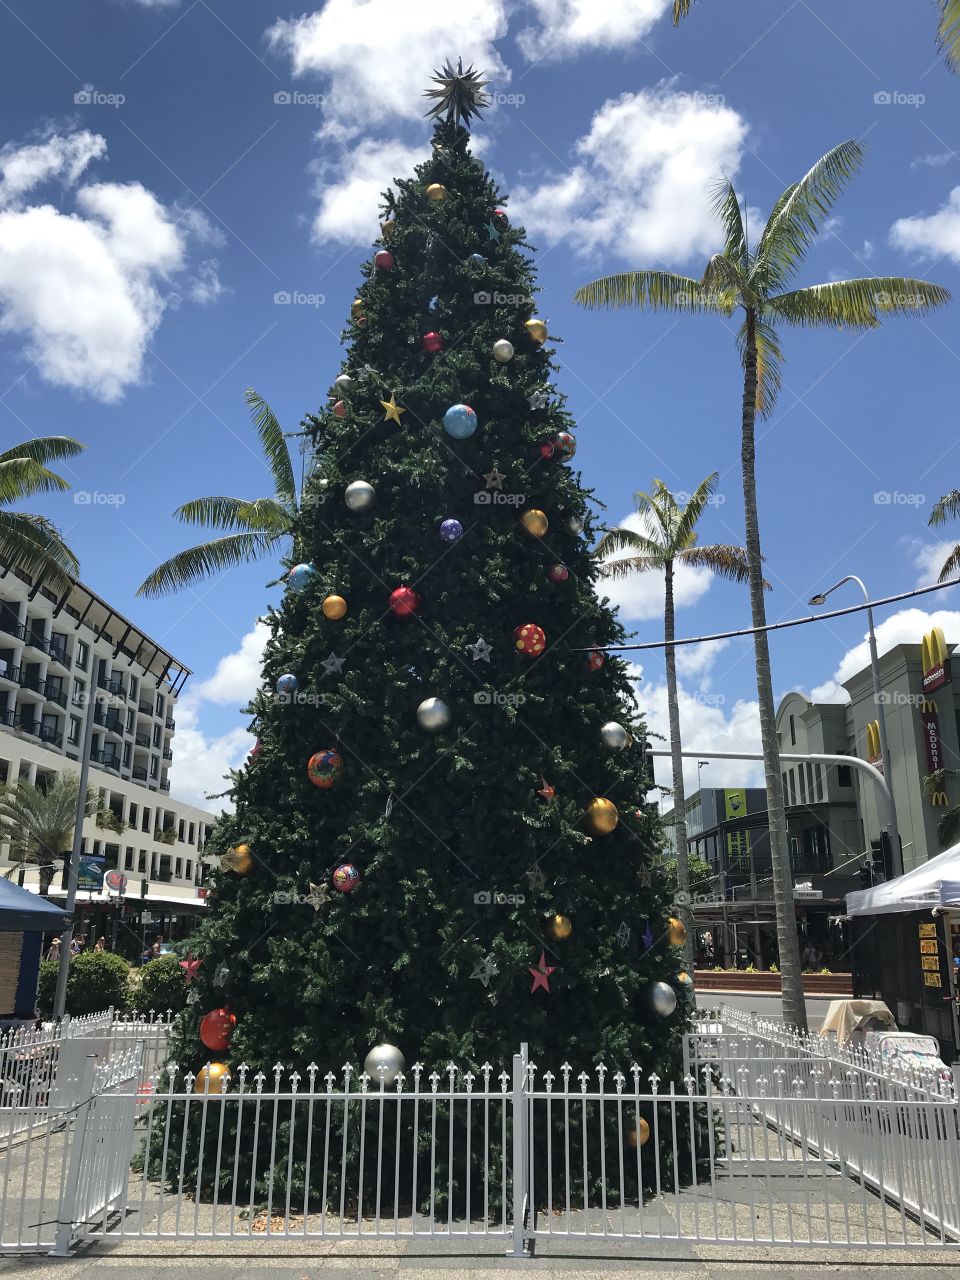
[846,842,960,916]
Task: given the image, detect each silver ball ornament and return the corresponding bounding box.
[417,697,451,733]
[601,722,630,751]
[650,981,678,1018]
[334,374,354,393]
[345,480,376,512]
[565,516,584,535]
[364,1043,405,1087]
[492,339,514,363]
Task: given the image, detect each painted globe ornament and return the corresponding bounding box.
[364,1043,405,1087]
[421,331,444,355]
[322,594,347,620]
[469,253,486,266]
[492,338,514,363]
[332,863,362,894]
[287,563,316,592]
[334,374,353,393]
[276,673,298,695]
[426,183,447,201]
[627,1118,651,1148]
[493,207,509,228]
[545,913,572,942]
[565,516,584,535]
[650,981,678,1018]
[333,400,347,419]
[583,797,619,836]
[195,1063,230,1094]
[513,623,546,657]
[519,508,548,538]
[439,518,464,544]
[344,480,376,512]
[199,1006,236,1053]
[374,249,394,270]
[601,721,631,751]
[586,649,605,672]
[249,740,262,761]
[443,403,478,439]
[547,563,569,583]
[350,299,364,319]
[525,318,548,345]
[667,916,688,947]
[554,431,577,461]
[307,749,344,789]
[417,697,452,732]
[389,586,420,617]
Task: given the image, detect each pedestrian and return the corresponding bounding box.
[45,936,61,962]
[93,936,107,952]
[802,941,820,970]
[150,936,162,959]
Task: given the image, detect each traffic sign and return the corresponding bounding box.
[105,870,128,893]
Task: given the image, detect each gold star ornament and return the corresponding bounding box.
[380,394,406,424]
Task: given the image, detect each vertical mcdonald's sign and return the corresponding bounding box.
[865,720,883,771]
[920,697,949,807]
[922,626,951,692]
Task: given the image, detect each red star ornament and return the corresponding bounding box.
[535,776,555,801]
[180,956,202,985]
[529,951,556,995]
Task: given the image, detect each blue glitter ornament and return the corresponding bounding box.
[276,673,298,695]
[287,563,316,592]
[439,518,464,544]
[443,403,478,439]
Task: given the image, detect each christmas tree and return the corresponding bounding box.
[173,65,688,1096]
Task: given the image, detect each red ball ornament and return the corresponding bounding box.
[249,739,262,760]
[548,564,569,583]
[539,441,556,460]
[586,649,605,672]
[199,1006,236,1053]
[493,207,509,228]
[389,586,420,617]
[374,250,394,270]
[333,400,347,418]
[333,863,362,893]
[421,331,444,355]
[514,623,546,657]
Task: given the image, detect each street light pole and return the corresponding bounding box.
[809,575,903,879]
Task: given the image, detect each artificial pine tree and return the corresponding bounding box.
[172,67,688,1096]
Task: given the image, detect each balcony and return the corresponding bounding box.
[42,683,67,709]
[90,748,121,772]
[138,699,153,716]
[162,748,173,761]
[96,673,125,697]
[94,709,124,734]
[38,724,63,749]
[0,615,24,641]
[132,765,148,782]
[165,717,175,730]
[22,629,49,655]
[159,780,171,792]
[134,731,150,748]
[47,640,69,667]
[0,708,14,729]
[0,664,21,684]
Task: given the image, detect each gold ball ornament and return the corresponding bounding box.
[426,183,447,202]
[545,913,572,942]
[667,916,688,946]
[583,798,619,836]
[520,508,549,538]
[525,319,548,345]
[322,594,348,620]
[195,1063,230,1095]
[380,218,396,238]
[222,844,252,875]
[627,1118,651,1148]
[350,299,364,319]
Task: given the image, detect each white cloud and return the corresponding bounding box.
[511,85,748,264]
[267,0,510,141]
[890,186,960,264]
[910,538,956,587]
[310,137,428,246]
[911,152,954,169]
[597,509,717,621]
[187,259,227,305]
[0,129,223,401]
[516,0,672,61]
[168,623,269,812]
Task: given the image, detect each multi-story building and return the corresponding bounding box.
[0,565,217,947]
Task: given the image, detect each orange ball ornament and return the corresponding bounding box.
[199,1006,236,1053]
[195,1063,230,1095]
[513,623,546,657]
[545,913,572,942]
[667,916,688,946]
[583,798,619,836]
[322,594,347,620]
[627,1118,650,1148]
[221,844,252,874]
[350,299,364,319]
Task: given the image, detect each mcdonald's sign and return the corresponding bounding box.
[921,626,951,692]
[930,791,949,807]
[865,720,882,769]
[920,700,945,775]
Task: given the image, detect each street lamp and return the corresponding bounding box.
[808,574,902,878]
[697,760,710,789]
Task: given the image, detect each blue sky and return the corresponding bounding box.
[2,0,960,808]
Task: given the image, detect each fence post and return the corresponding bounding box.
[510,1043,528,1257]
[51,1053,98,1257]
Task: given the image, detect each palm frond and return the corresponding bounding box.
[672,0,696,22]
[940,0,960,72]
[175,496,294,534]
[737,317,784,418]
[679,543,754,582]
[244,388,297,509]
[0,510,79,585]
[936,543,960,583]
[0,458,72,504]
[929,489,960,527]
[770,277,949,328]
[598,554,665,581]
[137,532,279,598]
[573,271,718,312]
[0,436,85,468]
[674,472,719,548]
[596,527,666,566]
[710,177,747,263]
[754,140,865,292]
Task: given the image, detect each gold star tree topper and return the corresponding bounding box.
[423,59,491,126]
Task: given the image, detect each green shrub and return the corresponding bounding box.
[36,951,131,1017]
[135,955,188,1014]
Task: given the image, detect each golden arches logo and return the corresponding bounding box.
[921,698,937,714]
[930,791,949,807]
[865,720,881,762]
[922,627,951,691]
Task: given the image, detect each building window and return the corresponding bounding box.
[141,807,150,833]
[123,742,132,767]
[126,708,134,733]
[789,715,796,746]
[188,821,195,845]
[156,694,165,717]
[178,819,185,842]
[798,766,806,804]
[150,757,159,780]
[814,763,823,801]
[76,640,89,670]
[124,848,134,870]
[73,677,86,706]
[185,860,192,880]
[129,675,138,701]
[837,764,852,788]
[788,770,797,807]
[138,851,146,873]
[152,723,162,748]
[175,858,182,878]
[805,762,814,800]
[68,716,81,746]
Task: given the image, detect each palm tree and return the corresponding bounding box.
[922,770,960,847]
[673,0,960,71]
[138,389,301,597]
[926,491,960,579]
[0,774,95,897]
[0,437,84,588]
[575,141,949,1030]
[598,473,752,973]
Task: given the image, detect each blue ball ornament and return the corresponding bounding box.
[276,673,298,695]
[469,253,486,266]
[443,403,478,439]
[287,563,316,592]
[439,518,464,544]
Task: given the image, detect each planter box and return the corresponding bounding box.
[693,969,853,996]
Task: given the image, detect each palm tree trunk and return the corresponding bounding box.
[741,309,807,1032]
[663,559,694,973]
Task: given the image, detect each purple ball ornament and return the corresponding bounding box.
[439,518,464,544]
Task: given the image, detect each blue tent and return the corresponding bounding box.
[0,878,69,932]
